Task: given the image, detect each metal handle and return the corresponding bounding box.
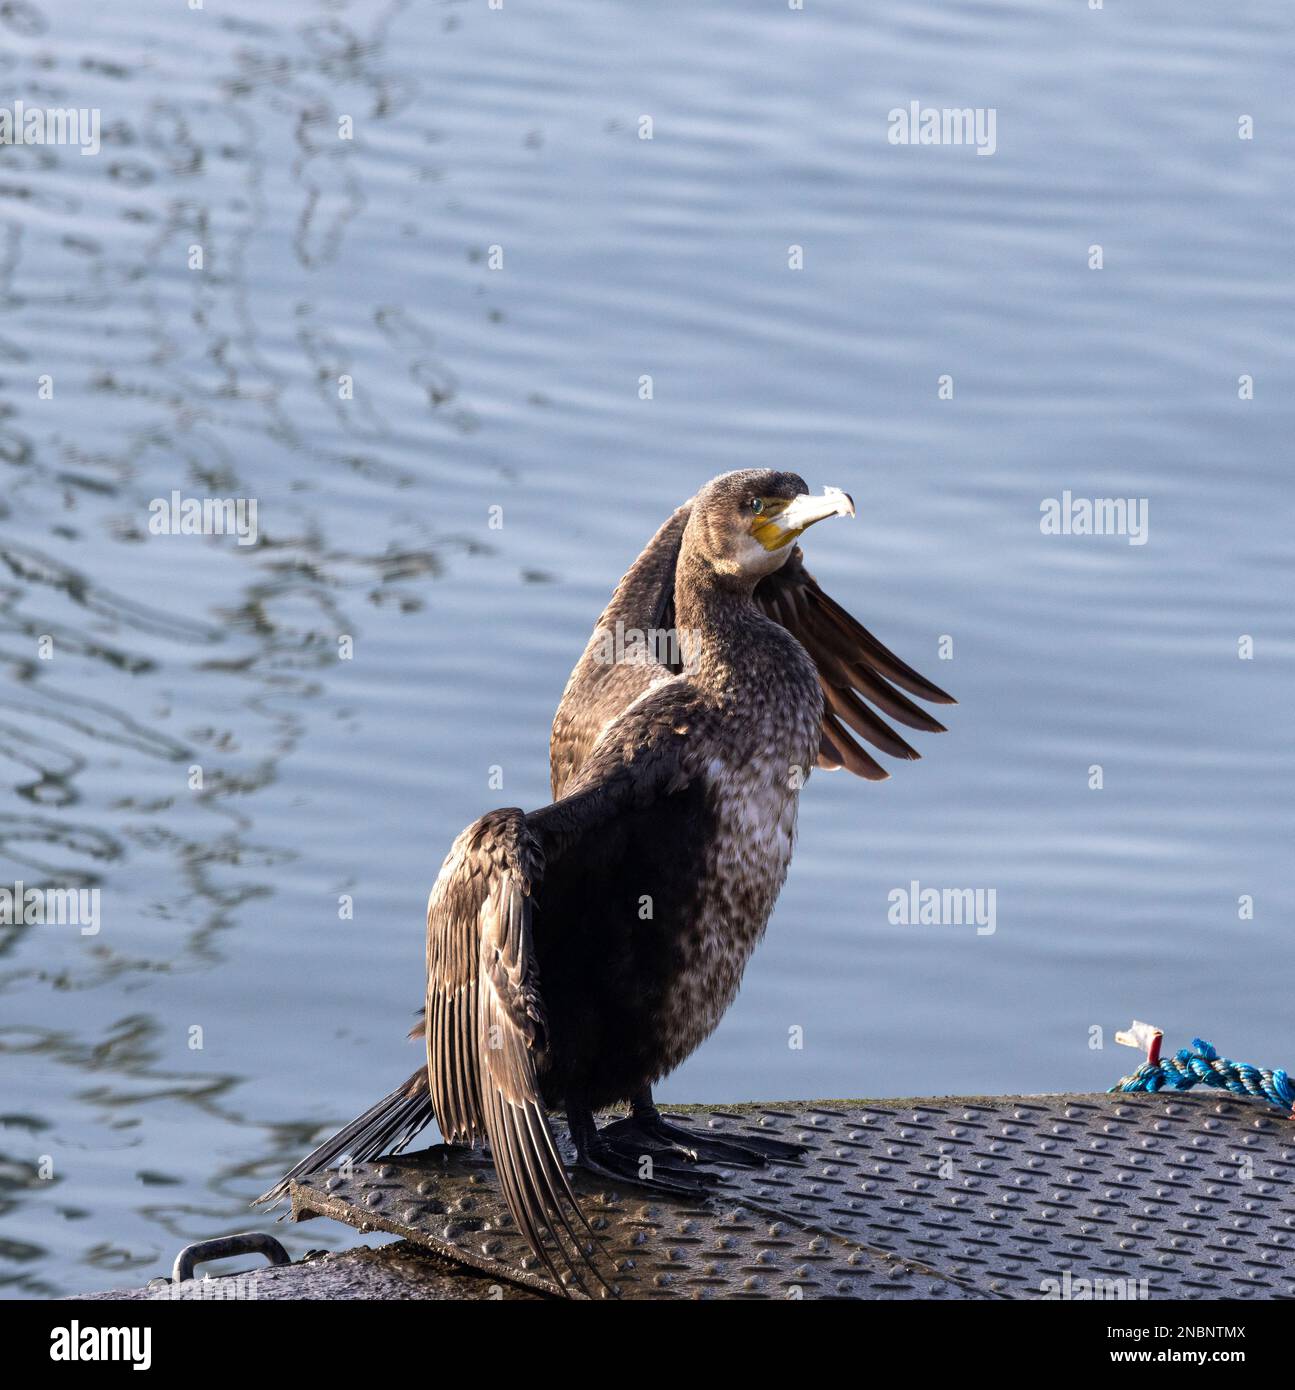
[172,1231,291,1283]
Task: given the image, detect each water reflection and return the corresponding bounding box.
[0,0,485,1295]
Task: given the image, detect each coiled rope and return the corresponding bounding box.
[1110,1021,1293,1116]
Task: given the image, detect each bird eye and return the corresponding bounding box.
[749,498,764,515]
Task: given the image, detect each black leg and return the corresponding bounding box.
[604,1085,807,1166]
[565,1096,718,1197]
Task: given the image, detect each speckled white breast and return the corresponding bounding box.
[651,736,814,1076]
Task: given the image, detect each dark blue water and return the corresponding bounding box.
[1,0,1292,1295]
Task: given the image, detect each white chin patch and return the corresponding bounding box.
[738,532,787,575]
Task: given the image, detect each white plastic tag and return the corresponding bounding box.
[1115,1020,1162,1053]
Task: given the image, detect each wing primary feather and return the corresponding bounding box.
[843,662,949,733]
[521,1105,592,1243]
[511,1104,595,1296]
[521,1104,610,1277]
[782,592,945,732]
[807,584,955,705]
[433,832,612,1297]
[818,728,845,770]
[795,602,948,732]
[485,1090,570,1292]
[822,711,890,780]
[822,679,920,760]
[747,549,953,780]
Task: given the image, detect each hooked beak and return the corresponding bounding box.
[752,486,856,551]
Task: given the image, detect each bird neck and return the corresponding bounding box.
[674,550,772,695]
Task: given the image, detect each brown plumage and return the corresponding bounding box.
[550,496,953,796]
[256,469,953,1296]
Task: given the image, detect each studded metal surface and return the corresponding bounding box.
[287,1091,1295,1300]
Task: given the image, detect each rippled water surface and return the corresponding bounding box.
[2,0,1292,1295]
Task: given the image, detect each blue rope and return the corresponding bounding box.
[1110,1037,1294,1114]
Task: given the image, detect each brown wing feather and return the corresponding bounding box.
[821,710,889,779]
[549,505,690,798]
[754,547,954,779]
[426,809,610,1296]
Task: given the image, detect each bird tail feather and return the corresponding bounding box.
[253,1067,435,1208]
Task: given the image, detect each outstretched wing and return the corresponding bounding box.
[549,503,953,792]
[549,505,688,798]
[752,546,955,779]
[426,809,610,1296]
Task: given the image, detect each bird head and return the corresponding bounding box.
[686,469,856,581]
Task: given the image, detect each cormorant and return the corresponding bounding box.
[257,469,954,1292]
